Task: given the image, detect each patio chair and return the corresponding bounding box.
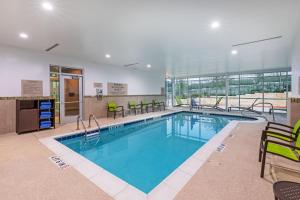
[191,98,200,110]
[265,120,300,142]
[175,96,190,107]
[259,120,300,161]
[199,97,225,111]
[259,129,300,177]
[128,101,141,115]
[228,98,259,112]
[107,101,124,119]
[153,99,165,111]
[141,100,153,113]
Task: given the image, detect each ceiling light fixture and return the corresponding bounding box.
[147,64,151,68]
[211,21,220,29]
[231,50,238,55]
[19,33,29,39]
[105,54,111,58]
[42,2,53,11]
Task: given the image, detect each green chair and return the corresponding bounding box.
[264,120,300,142]
[260,129,300,177]
[128,101,141,115]
[258,119,300,161]
[153,99,165,111]
[259,120,300,159]
[175,96,190,107]
[107,101,124,119]
[141,100,153,113]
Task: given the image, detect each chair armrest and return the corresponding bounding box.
[265,139,300,151]
[267,122,293,129]
[263,130,294,141]
[266,127,296,135]
[117,106,124,110]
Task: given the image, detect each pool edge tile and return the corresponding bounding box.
[115,185,147,200]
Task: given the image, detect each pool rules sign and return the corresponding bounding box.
[107,82,128,96]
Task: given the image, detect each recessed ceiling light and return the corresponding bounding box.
[105,54,111,58]
[147,64,151,68]
[19,33,28,39]
[231,50,238,55]
[211,21,220,29]
[42,2,53,11]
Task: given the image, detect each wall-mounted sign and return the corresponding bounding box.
[94,82,103,100]
[21,80,43,96]
[107,82,128,95]
[94,82,103,88]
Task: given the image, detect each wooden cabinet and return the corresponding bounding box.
[16,99,55,134]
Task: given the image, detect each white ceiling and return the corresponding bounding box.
[0,0,300,77]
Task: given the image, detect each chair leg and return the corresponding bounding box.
[114,111,116,119]
[135,108,137,115]
[122,109,124,117]
[260,148,267,178]
[258,146,262,162]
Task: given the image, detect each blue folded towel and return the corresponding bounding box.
[40,105,52,109]
[41,111,51,115]
[40,102,52,109]
[40,120,51,125]
[40,115,51,119]
[40,124,52,129]
[40,101,51,105]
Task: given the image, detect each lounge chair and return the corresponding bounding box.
[128,101,141,115]
[228,98,259,112]
[153,99,165,111]
[259,129,300,177]
[107,101,124,119]
[191,98,200,110]
[141,100,153,113]
[175,96,190,107]
[199,97,225,111]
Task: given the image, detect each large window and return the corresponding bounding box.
[167,68,291,113]
[239,73,263,112]
[174,78,188,105]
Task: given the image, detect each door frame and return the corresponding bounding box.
[59,73,84,124]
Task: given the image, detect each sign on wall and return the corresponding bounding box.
[107,82,128,95]
[21,80,43,96]
[93,82,103,88]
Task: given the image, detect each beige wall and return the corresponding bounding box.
[288,98,300,126]
[0,100,16,134]
[0,95,165,135]
[84,95,165,119]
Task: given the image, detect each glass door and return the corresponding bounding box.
[60,74,83,123]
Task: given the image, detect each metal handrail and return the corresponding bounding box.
[77,116,88,138]
[88,114,101,132]
[241,102,275,122]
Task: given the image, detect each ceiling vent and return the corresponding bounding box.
[45,43,59,52]
[232,36,282,47]
[124,62,139,67]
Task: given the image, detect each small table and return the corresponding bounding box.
[273,181,300,200]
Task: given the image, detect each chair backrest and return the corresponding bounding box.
[108,101,117,111]
[141,100,147,105]
[175,96,182,105]
[215,97,223,106]
[250,98,259,108]
[191,98,197,106]
[128,101,136,108]
[293,119,300,134]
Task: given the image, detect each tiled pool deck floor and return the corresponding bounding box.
[0,109,299,200]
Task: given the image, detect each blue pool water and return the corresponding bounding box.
[58,112,254,193]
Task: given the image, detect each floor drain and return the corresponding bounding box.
[216,144,226,152]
